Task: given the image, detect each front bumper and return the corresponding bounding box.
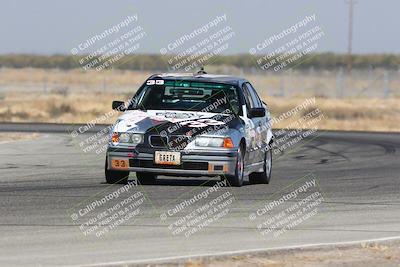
[106,147,238,177]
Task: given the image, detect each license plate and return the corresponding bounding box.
[154,151,181,165]
[111,159,129,170]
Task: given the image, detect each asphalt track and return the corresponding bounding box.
[0,125,399,266]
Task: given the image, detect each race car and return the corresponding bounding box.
[105,71,273,187]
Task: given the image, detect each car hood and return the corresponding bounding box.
[112,109,243,136]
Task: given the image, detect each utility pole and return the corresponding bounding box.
[346,0,356,75]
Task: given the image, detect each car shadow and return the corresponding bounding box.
[128,176,251,187]
[151,177,220,187]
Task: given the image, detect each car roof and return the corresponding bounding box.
[148,73,246,86]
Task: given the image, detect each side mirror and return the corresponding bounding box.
[249,107,265,118]
[112,101,126,111]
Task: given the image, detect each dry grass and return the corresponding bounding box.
[265,96,400,132]
[0,92,124,124]
[1,92,399,132]
[0,68,152,88]
[0,68,399,132]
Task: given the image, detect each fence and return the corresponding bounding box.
[0,68,398,98]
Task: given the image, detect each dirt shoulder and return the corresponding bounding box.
[150,241,400,267]
[0,132,40,143]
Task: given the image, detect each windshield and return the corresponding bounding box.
[130,80,240,114]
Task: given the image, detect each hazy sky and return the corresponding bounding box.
[0,0,398,55]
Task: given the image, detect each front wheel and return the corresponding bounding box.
[105,158,129,184]
[225,146,244,187]
[249,148,272,184]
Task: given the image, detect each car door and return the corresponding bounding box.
[242,83,263,165]
[246,82,269,157]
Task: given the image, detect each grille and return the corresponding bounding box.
[149,135,191,150]
[129,159,208,170]
[149,135,168,147]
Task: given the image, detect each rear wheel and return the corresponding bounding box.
[105,158,129,184]
[249,148,272,184]
[136,172,157,185]
[226,146,244,187]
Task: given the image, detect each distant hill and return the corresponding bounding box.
[0,53,399,71]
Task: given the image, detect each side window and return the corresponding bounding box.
[242,83,255,109]
[246,82,262,107]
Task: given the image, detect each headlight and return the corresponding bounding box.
[131,133,143,144]
[111,132,143,145]
[119,133,130,143]
[195,136,234,148]
[195,137,223,147]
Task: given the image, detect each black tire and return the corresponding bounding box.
[105,158,129,184]
[136,172,157,185]
[249,148,272,184]
[226,145,244,187]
